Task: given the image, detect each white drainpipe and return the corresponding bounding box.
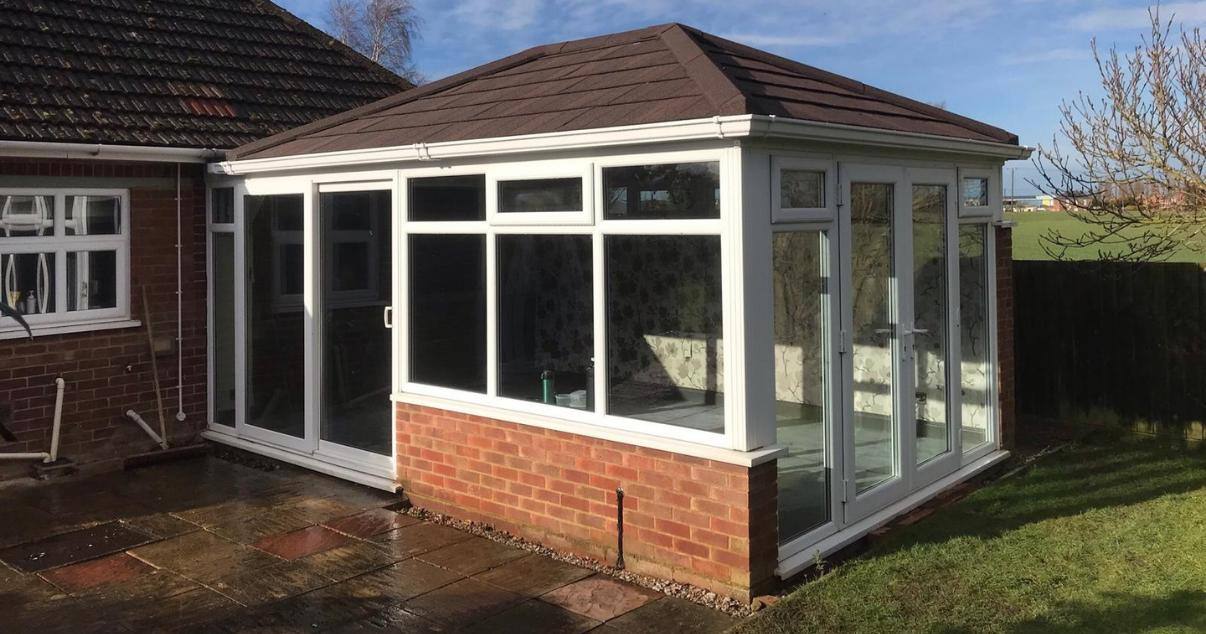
[175,163,186,424]
[0,377,66,463]
[125,410,169,450]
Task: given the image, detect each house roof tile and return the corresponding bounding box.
[0,0,408,149]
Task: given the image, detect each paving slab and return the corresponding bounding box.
[473,553,594,597]
[369,521,474,559]
[209,558,333,607]
[295,540,399,582]
[335,558,462,603]
[323,508,418,538]
[129,530,280,584]
[253,524,350,560]
[121,586,241,632]
[329,605,445,634]
[464,598,602,634]
[0,522,152,572]
[40,552,154,593]
[596,596,739,634]
[540,574,660,621]
[415,534,529,576]
[402,577,524,627]
[119,512,201,539]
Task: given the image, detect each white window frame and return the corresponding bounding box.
[958,167,998,218]
[0,188,131,339]
[487,160,594,226]
[771,155,837,224]
[400,149,736,450]
[957,216,998,464]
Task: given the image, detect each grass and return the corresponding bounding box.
[735,438,1206,633]
[1006,211,1206,262]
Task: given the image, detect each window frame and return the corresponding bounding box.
[0,188,131,337]
[771,156,837,224]
[488,161,593,226]
[958,167,998,218]
[956,216,998,464]
[399,149,736,450]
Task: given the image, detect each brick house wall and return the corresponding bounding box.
[996,224,1015,449]
[395,402,779,600]
[0,158,208,479]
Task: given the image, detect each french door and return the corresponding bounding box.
[228,180,396,475]
[840,165,960,523]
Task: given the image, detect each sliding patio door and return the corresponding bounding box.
[839,165,960,523]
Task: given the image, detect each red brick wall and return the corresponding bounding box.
[996,224,1015,449]
[0,158,208,478]
[396,402,779,599]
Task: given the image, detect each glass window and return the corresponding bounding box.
[409,175,486,221]
[245,194,306,438]
[65,195,121,235]
[959,224,991,452]
[211,232,236,426]
[605,235,723,432]
[962,177,989,207]
[0,195,53,237]
[1,252,56,315]
[781,170,825,209]
[499,178,583,213]
[409,234,486,392]
[211,188,234,224]
[773,230,831,542]
[912,185,950,465]
[498,235,593,408]
[603,162,720,220]
[66,251,118,311]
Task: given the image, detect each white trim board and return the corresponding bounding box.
[0,141,219,163]
[776,449,1010,578]
[213,115,1033,175]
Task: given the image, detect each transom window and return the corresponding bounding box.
[0,189,129,335]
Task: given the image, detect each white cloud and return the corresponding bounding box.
[1001,47,1091,65]
[1069,1,1206,30]
[449,0,541,31]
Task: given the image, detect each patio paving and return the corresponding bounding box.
[0,451,739,633]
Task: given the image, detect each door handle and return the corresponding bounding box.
[874,328,893,335]
[905,328,930,335]
[383,306,393,329]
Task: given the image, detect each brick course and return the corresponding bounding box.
[996,224,1015,449]
[0,158,208,478]
[395,402,778,599]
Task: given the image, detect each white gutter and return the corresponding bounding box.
[212,114,1032,175]
[0,140,221,163]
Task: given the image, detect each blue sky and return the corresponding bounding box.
[279,0,1206,195]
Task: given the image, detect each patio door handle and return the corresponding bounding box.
[383,306,393,329]
[905,327,929,335]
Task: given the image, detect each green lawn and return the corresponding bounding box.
[1007,211,1206,262]
[736,439,1206,633]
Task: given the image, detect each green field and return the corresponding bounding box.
[1006,211,1206,262]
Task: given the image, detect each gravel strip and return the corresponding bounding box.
[402,506,754,618]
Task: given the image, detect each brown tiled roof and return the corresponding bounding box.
[0,0,409,149]
[232,23,1018,161]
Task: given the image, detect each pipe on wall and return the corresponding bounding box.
[0,377,66,463]
[175,163,186,424]
[125,410,169,450]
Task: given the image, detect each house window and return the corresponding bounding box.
[409,234,487,393]
[959,223,992,452]
[605,234,724,432]
[962,177,989,208]
[602,162,720,219]
[781,170,825,209]
[409,175,486,221]
[498,178,583,213]
[771,157,835,223]
[0,190,129,336]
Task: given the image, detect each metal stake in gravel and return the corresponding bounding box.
[616,487,625,570]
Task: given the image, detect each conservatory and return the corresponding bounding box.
[205,24,1030,599]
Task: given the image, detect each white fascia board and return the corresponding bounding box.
[0,140,221,163]
[212,113,1032,176]
[748,116,1035,160]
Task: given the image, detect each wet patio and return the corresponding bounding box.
[0,450,737,633]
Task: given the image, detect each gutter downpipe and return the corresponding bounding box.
[175,163,186,425]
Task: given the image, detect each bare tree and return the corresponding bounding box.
[1034,8,1206,261]
[327,0,422,83]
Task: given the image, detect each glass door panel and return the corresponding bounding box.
[959,224,992,454]
[319,190,393,456]
[773,230,835,544]
[849,182,898,494]
[244,194,307,442]
[911,185,951,465]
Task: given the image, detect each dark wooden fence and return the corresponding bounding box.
[1014,260,1206,432]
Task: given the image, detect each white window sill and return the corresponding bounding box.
[0,318,142,340]
[392,390,786,467]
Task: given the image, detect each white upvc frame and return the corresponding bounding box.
[398,147,740,451]
[206,185,237,435]
[0,188,130,338]
[959,215,999,465]
[771,155,838,224]
[958,166,999,218]
[487,159,594,225]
